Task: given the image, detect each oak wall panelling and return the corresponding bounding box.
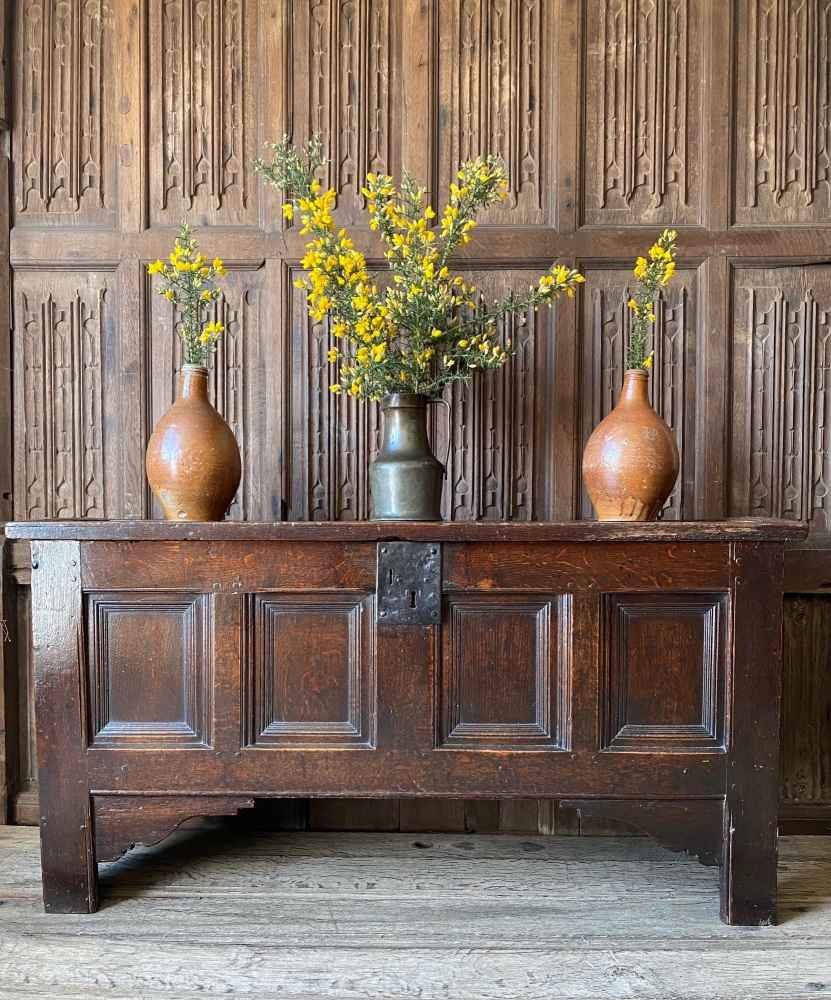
[2,0,830,833]
[0,0,13,821]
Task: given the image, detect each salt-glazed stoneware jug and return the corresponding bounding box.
[146,364,241,521]
[582,369,679,521]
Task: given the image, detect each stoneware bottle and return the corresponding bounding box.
[146,364,241,521]
[582,369,679,521]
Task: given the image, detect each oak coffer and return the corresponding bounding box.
[5,518,805,924]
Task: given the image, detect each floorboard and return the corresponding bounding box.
[0,826,828,999]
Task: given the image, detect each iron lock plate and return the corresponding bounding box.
[376,541,441,625]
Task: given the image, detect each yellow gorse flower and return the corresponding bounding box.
[147,222,228,365]
[254,135,585,400]
[625,229,678,371]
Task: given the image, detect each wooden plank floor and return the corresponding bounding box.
[0,824,828,999]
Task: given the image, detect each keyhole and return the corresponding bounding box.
[389,569,395,586]
[409,590,417,609]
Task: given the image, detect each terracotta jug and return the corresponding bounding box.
[582,369,679,521]
[146,364,241,521]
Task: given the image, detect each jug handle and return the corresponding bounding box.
[427,396,451,478]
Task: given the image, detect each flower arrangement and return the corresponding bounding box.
[148,222,228,366]
[625,229,677,371]
[254,135,584,400]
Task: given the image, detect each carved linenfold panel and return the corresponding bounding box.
[291,0,396,226]
[287,276,381,521]
[13,272,109,520]
[446,271,553,521]
[86,592,211,746]
[438,0,550,225]
[734,0,831,224]
[439,594,568,749]
[730,268,831,543]
[287,269,554,522]
[580,268,695,520]
[603,593,728,750]
[148,268,262,520]
[150,0,254,225]
[583,0,702,226]
[14,0,113,223]
[247,592,375,746]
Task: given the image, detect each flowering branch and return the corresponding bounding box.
[148,222,227,366]
[626,229,677,371]
[254,135,585,400]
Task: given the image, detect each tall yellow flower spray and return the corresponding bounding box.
[255,135,584,400]
[626,229,677,370]
[147,222,228,366]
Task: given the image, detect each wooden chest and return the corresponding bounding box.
[6,519,804,924]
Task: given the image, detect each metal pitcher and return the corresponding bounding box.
[369,394,448,521]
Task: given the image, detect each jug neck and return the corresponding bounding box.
[378,393,432,455]
[620,369,650,405]
[178,364,210,400]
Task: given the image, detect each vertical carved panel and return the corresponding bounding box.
[291,0,397,226]
[148,268,262,520]
[734,0,831,224]
[150,0,255,225]
[580,268,696,519]
[781,596,831,808]
[730,267,831,542]
[288,270,380,521]
[583,0,702,226]
[13,272,110,519]
[14,0,113,223]
[444,271,553,522]
[438,0,551,225]
[288,268,554,522]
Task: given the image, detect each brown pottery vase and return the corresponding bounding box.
[582,369,679,521]
[146,364,241,520]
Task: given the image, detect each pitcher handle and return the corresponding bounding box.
[427,396,452,478]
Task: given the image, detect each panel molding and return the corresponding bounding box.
[149,0,256,226]
[247,591,375,746]
[14,0,113,224]
[603,592,727,751]
[86,592,211,746]
[13,272,111,520]
[438,593,569,749]
[288,0,399,228]
[437,0,551,225]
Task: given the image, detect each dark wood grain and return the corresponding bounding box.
[29,540,97,913]
[721,542,785,926]
[561,799,724,866]
[3,0,828,842]
[603,593,727,751]
[86,592,210,746]
[20,527,792,924]
[5,519,808,543]
[94,795,255,862]
[780,596,831,830]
